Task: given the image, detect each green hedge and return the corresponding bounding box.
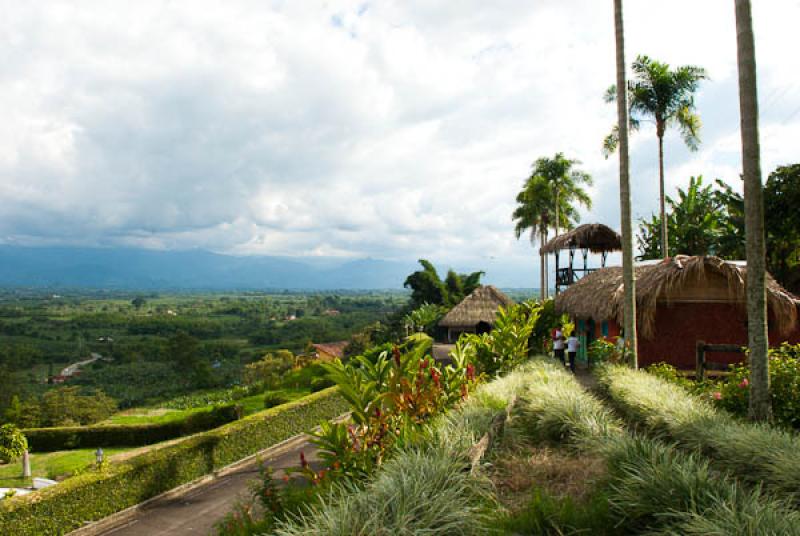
[0,387,347,536]
[23,404,244,452]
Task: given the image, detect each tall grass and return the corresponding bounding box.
[274,409,499,535]
[597,365,800,498]
[513,361,800,534]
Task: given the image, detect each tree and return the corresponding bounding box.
[513,175,554,299]
[613,0,638,368]
[605,55,708,258]
[764,164,800,293]
[638,176,735,259]
[735,0,770,421]
[131,297,146,309]
[513,155,592,298]
[0,424,28,464]
[403,260,483,308]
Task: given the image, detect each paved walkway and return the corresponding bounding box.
[81,437,320,536]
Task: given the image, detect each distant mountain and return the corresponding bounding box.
[0,246,419,290]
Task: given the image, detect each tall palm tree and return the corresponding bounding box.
[514,155,592,298]
[535,153,593,243]
[513,175,553,299]
[734,0,770,421]
[604,55,708,258]
[613,0,638,368]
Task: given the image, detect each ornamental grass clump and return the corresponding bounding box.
[514,361,623,447]
[599,364,800,499]
[274,411,498,536]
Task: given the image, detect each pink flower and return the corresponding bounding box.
[713,392,723,400]
[739,378,749,388]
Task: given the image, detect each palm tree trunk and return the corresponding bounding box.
[735,0,770,421]
[658,132,669,258]
[614,0,638,368]
[554,190,560,296]
[540,229,546,301]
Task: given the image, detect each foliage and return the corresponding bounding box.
[513,154,593,244]
[527,298,558,353]
[243,350,294,388]
[713,343,800,429]
[0,425,27,463]
[403,302,447,335]
[403,259,483,308]
[38,386,117,427]
[638,176,739,259]
[645,361,694,391]
[587,338,623,366]
[0,388,348,535]
[313,338,478,481]
[263,393,289,409]
[459,302,541,376]
[23,403,243,452]
[764,164,800,293]
[604,54,707,156]
[501,488,613,535]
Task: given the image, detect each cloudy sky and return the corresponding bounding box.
[1,1,798,286]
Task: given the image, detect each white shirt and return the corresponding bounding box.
[567,336,580,353]
[553,329,565,350]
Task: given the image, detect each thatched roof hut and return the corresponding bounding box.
[540,223,622,254]
[439,285,513,337]
[555,255,799,339]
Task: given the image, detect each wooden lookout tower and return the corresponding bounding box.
[540,223,622,295]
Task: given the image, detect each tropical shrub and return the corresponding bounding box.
[243,351,295,388]
[0,388,347,535]
[460,302,541,376]
[403,302,448,335]
[312,337,478,481]
[588,338,623,366]
[263,393,289,409]
[713,343,800,429]
[0,424,27,463]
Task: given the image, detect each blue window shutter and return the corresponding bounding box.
[602,321,609,337]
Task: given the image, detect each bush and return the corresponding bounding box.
[309,377,334,393]
[587,339,623,366]
[0,388,347,535]
[263,393,289,409]
[22,403,244,452]
[0,424,27,463]
[714,344,800,429]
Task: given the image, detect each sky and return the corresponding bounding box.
[0,0,799,287]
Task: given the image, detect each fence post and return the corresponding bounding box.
[696,340,706,381]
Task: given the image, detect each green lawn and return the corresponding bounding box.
[0,448,129,488]
[99,406,209,426]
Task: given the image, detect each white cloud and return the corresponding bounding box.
[0,0,798,286]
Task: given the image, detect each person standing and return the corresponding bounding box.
[553,326,565,367]
[567,333,580,373]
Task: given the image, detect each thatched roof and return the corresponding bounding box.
[439,285,514,328]
[540,223,622,254]
[555,255,800,339]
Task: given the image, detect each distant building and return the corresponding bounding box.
[322,309,341,316]
[311,341,349,361]
[438,285,515,343]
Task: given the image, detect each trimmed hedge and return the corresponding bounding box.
[23,404,244,452]
[0,387,347,536]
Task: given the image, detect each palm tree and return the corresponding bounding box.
[734,0,771,421]
[535,153,593,244]
[514,155,593,298]
[513,175,553,299]
[604,55,708,258]
[613,0,638,368]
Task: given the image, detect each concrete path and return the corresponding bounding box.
[76,436,320,536]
